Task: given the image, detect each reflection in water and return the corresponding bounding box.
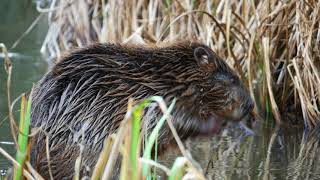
[159,123,320,180]
[286,131,320,180]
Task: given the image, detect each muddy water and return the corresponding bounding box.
[1,1,320,180]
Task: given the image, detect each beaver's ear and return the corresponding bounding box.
[194,47,216,72]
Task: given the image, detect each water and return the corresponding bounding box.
[1,1,320,180]
[0,0,48,176]
[159,124,320,180]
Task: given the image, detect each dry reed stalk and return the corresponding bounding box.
[0,147,34,180]
[90,135,114,180]
[1,44,18,147]
[262,37,281,125]
[25,162,45,180]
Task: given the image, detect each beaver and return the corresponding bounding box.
[30,41,254,179]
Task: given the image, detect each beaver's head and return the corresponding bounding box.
[154,42,254,138]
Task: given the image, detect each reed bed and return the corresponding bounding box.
[37,0,320,128]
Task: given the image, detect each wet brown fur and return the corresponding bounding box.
[30,41,253,179]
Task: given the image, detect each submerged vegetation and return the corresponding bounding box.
[2,0,320,179]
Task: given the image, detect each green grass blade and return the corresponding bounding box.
[168,157,187,180]
[142,98,176,177]
[130,99,152,180]
[14,94,32,180]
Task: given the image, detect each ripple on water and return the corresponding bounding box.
[158,123,320,180]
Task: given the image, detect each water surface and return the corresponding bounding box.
[0,0,48,176]
[160,124,320,180]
